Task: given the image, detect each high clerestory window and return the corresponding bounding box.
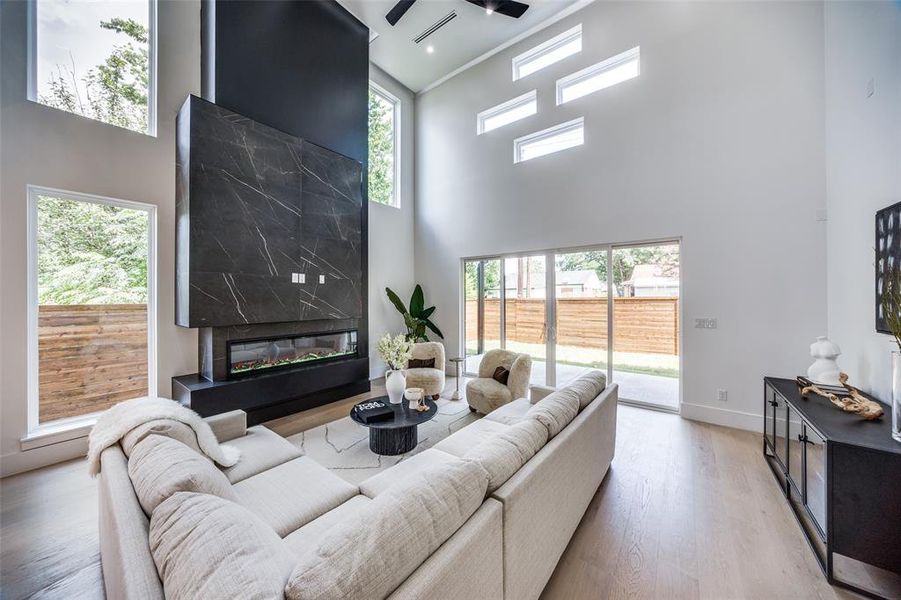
[29,0,157,135]
[368,82,401,207]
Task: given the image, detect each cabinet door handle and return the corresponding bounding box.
[769,399,779,407]
[798,434,812,444]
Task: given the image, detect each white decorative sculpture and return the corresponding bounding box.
[807,336,842,386]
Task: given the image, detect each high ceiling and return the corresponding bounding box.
[340,0,587,93]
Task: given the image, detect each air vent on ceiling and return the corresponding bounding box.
[413,11,457,44]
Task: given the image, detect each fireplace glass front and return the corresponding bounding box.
[228,330,357,377]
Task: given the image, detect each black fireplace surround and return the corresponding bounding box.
[172,95,370,422]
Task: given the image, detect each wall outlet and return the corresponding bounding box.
[695,318,717,329]
[717,389,728,402]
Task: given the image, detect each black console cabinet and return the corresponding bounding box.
[763,378,901,599]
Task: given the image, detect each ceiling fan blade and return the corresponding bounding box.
[464,0,530,18]
[386,0,417,26]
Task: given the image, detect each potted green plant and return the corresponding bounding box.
[385,285,444,342]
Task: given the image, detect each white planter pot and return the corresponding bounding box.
[385,369,406,404]
[893,352,901,443]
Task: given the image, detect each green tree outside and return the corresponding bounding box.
[368,90,395,206]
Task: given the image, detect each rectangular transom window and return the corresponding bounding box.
[557,46,640,105]
[477,90,537,135]
[512,24,582,81]
[29,0,157,136]
[368,82,401,207]
[514,117,584,163]
[513,117,585,163]
[28,186,156,433]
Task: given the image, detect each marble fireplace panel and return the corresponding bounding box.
[176,95,364,327]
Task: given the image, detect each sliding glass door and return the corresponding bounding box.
[463,241,680,410]
[504,255,547,386]
[611,242,680,409]
[553,250,609,386]
[463,258,501,375]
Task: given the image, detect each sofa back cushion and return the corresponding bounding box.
[121,419,201,458]
[527,390,580,438]
[149,491,294,600]
[285,458,488,600]
[464,418,549,493]
[128,434,237,516]
[568,371,607,411]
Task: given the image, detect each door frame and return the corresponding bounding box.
[461,236,682,413]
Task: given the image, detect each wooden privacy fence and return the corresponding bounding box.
[466,297,679,355]
[38,304,148,423]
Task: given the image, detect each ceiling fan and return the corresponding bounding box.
[386,0,529,26]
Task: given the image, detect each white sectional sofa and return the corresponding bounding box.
[98,372,618,600]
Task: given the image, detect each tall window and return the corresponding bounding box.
[29,0,157,135]
[368,82,400,207]
[28,187,156,431]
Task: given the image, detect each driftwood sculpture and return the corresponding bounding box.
[799,373,884,420]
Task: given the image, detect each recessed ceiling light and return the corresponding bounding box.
[486,8,493,15]
[426,45,434,54]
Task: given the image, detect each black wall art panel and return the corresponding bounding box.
[176,96,363,327]
[876,200,901,333]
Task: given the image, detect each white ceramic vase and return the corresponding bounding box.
[892,352,901,443]
[807,336,842,386]
[385,369,406,404]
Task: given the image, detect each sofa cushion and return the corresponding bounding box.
[283,495,372,556]
[285,459,489,600]
[233,456,358,537]
[127,435,237,516]
[219,425,303,484]
[568,371,607,411]
[404,368,445,394]
[483,397,532,426]
[464,418,549,493]
[527,390,580,438]
[149,492,294,600]
[432,418,510,457]
[359,448,459,498]
[121,419,201,458]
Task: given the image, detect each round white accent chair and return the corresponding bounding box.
[404,341,446,399]
[466,349,532,415]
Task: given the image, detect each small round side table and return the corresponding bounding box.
[449,357,465,400]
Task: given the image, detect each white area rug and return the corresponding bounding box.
[284,397,480,485]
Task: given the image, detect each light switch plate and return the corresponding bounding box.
[319,275,325,284]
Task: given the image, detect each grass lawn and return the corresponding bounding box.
[466,341,679,379]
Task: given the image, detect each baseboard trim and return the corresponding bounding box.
[680,402,763,433]
[1,436,88,478]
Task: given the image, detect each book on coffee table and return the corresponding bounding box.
[352,400,394,424]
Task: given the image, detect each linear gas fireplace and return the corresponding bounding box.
[228,330,357,378]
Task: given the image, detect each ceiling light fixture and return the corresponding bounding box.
[486,7,493,14]
[426,45,434,54]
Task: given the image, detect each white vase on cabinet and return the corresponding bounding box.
[807,336,842,386]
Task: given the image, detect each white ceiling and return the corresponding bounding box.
[340,0,588,93]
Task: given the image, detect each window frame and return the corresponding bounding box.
[26,0,159,137]
[513,117,585,164]
[512,24,582,81]
[368,81,402,208]
[26,185,158,438]
[476,90,537,135]
[556,46,640,105]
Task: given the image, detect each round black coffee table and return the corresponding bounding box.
[350,396,438,456]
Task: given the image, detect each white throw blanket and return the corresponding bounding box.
[87,396,241,476]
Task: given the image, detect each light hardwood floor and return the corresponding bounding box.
[0,384,862,599]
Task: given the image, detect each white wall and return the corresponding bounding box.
[0,0,201,476]
[368,64,417,378]
[824,1,901,401]
[415,0,828,430]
